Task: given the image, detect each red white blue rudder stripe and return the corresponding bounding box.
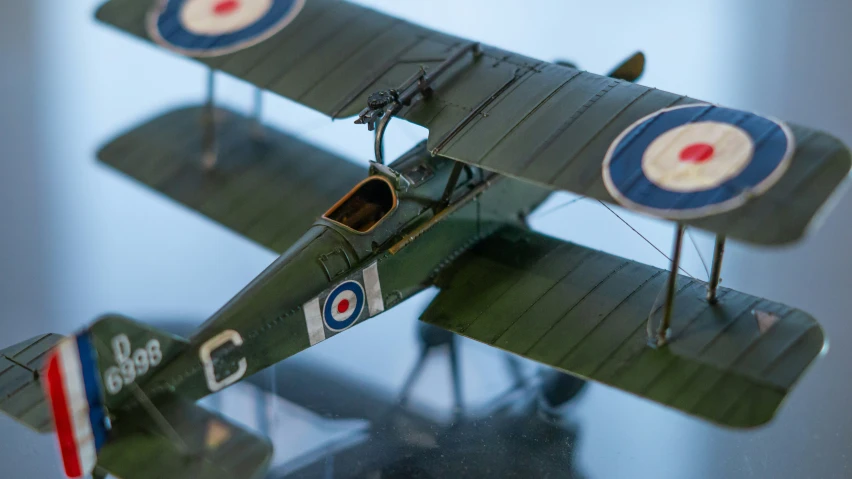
[43,333,108,478]
[147,0,306,57]
[602,104,794,219]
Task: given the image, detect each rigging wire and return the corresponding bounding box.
[529,195,586,219]
[686,227,711,282]
[528,196,709,341]
[531,196,704,283]
[597,200,703,283]
[90,335,188,453]
[597,202,708,345]
[126,382,189,453]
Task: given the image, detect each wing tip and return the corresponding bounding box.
[720,132,851,247]
[721,308,828,430]
[781,150,852,245]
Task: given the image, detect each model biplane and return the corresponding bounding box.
[1,0,849,478]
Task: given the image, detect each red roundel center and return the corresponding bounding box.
[678,143,715,163]
[337,299,350,314]
[213,0,240,15]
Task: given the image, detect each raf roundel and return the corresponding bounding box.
[322,280,366,332]
[147,0,305,57]
[602,104,795,219]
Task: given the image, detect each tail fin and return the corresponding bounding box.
[42,314,187,478]
[85,314,188,408]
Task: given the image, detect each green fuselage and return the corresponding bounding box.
[139,143,551,404]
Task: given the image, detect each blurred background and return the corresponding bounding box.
[2,0,852,477]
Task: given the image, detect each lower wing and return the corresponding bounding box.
[421,226,824,428]
[97,105,366,254]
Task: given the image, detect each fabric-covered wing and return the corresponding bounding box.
[95,0,851,244]
[97,397,272,479]
[95,0,458,119]
[421,227,825,428]
[98,105,365,254]
[0,334,64,433]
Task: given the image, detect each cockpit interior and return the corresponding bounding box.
[324,177,397,233]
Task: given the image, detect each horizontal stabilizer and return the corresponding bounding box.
[97,105,365,253]
[0,333,63,433]
[97,397,272,479]
[606,51,645,82]
[422,227,826,428]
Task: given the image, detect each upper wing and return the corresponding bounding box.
[95,0,851,244]
[95,0,457,119]
[0,333,63,433]
[98,105,365,253]
[421,226,825,428]
[96,397,272,479]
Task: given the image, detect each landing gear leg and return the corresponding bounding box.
[448,337,463,421]
[398,323,464,421]
[398,347,429,408]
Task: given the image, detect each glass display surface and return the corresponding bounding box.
[1,1,852,478]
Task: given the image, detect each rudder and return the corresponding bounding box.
[42,314,188,478]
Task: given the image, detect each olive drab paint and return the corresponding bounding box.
[0,1,846,478]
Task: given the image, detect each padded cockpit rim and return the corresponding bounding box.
[322,175,399,235]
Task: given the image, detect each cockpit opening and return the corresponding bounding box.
[324,176,397,233]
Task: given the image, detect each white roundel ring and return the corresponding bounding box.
[147,0,305,57]
[602,104,795,219]
[322,281,365,332]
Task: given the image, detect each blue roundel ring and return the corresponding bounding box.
[602,104,794,220]
[322,280,365,332]
[147,0,305,57]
